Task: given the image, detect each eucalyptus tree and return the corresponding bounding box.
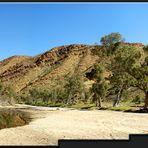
[100,32,125,56]
[110,44,148,109]
[91,64,108,107]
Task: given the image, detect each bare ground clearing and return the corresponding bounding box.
[0,104,148,145]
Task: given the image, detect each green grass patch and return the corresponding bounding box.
[108,104,142,112]
[48,102,63,107]
[69,103,96,110]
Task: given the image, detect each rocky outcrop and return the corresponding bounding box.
[34,44,88,66]
[0,43,144,92]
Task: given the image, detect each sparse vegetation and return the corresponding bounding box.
[0,32,147,112]
[91,64,108,107]
[100,32,125,56]
[0,82,16,105]
[100,32,124,47]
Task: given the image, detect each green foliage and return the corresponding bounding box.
[64,72,86,105]
[69,103,95,110]
[110,45,141,92]
[110,44,148,109]
[91,45,106,56]
[50,86,67,103]
[20,71,90,107]
[100,32,124,47]
[0,82,16,104]
[17,92,31,104]
[6,86,16,98]
[27,88,54,105]
[132,95,144,104]
[91,64,108,107]
[109,105,137,112]
[0,82,3,93]
[92,80,108,101]
[16,75,73,106]
[100,32,125,56]
[8,32,147,111]
[143,45,148,53]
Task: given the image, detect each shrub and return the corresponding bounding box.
[0,82,16,105]
[132,95,144,104]
[143,45,148,53]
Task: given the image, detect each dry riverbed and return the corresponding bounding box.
[0,104,148,145]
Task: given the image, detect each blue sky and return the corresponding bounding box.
[0,3,148,60]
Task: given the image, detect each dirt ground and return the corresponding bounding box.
[0,104,148,146]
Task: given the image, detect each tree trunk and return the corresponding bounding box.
[94,93,98,107]
[66,94,72,106]
[95,96,102,108]
[98,97,102,108]
[144,92,148,110]
[96,99,98,107]
[113,87,123,107]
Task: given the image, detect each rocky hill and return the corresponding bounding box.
[0,43,144,94]
[0,44,99,93]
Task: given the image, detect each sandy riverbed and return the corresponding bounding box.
[0,104,148,145]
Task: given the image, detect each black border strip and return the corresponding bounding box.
[0,1,147,2]
[58,134,148,148]
[0,1,148,148]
